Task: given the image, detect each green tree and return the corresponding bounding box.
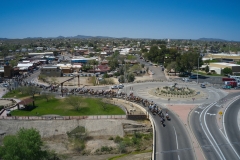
[129,64,142,73]
[205,65,209,73]
[23,86,41,100]
[41,92,54,102]
[103,73,109,78]
[166,61,178,75]
[89,60,98,74]
[108,59,119,71]
[222,67,232,75]
[65,96,85,111]
[127,73,135,82]
[0,128,47,160]
[118,75,125,83]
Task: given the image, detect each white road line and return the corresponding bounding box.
[223,96,240,159]
[219,128,227,139]
[204,102,226,160]
[199,102,224,160]
[178,154,180,160]
[173,126,178,149]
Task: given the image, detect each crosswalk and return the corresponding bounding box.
[136,89,158,99]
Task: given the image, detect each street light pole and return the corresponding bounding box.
[197,57,199,84]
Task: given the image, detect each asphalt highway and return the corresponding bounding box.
[191,92,240,160]
[224,96,240,158]
[152,108,194,160]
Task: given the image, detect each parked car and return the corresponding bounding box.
[111,85,119,89]
[182,78,190,82]
[117,85,123,89]
[200,84,206,88]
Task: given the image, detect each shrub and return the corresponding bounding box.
[101,146,113,152]
[109,136,114,140]
[0,106,4,110]
[114,136,123,143]
[118,142,126,153]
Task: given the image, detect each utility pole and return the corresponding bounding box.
[197,57,199,84]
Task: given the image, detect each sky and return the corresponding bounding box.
[0,0,240,41]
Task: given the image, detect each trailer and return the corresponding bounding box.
[222,78,236,81]
[225,81,237,88]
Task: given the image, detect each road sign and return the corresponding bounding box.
[219,111,223,115]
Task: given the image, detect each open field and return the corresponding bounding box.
[10,96,125,116]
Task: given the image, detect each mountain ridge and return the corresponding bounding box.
[0,36,237,42]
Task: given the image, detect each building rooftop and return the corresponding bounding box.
[212,62,240,66]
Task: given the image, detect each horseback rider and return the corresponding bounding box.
[166,111,169,119]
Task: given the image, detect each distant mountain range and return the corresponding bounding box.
[0,35,237,42]
[197,38,228,42]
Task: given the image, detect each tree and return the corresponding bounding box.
[103,73,109,78]
[129,64,142,74]
[50,77,58,85]
[127,73,135,82]
[100,99,108,111]
[65,96,85,111]
[166,61,178,75]
[41,92,54,102]
[222,67,232,75]
[23,86,41,99]
[205,65,209,73]
[118,75,125,83]
[0,128,47,160]
[109,59,119,71]
[89,60,98,74]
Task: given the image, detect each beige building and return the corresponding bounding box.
[201,62,240,74]
[204,53,240,62]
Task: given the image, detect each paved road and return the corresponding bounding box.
[125,82,220,160]
[136,55,166,80]
[224,96,240,159]
[152,108,194,160]
[190,92,240,160]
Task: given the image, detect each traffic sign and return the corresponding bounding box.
[219,111,223,115]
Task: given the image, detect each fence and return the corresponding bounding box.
[0,115,127,120]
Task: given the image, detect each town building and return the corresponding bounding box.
[40,66,62,77]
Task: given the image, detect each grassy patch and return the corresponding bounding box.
[10,96,125,116]
[2,90,30,99]
[126,55,136,60]
[112,132,153,154]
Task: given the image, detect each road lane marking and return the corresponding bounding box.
[178,154,180,160]
[199,102,225,160]
[173,126,179,149]
[219,129,227,139]
[204,102,226,160]
[223,96,240,159]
